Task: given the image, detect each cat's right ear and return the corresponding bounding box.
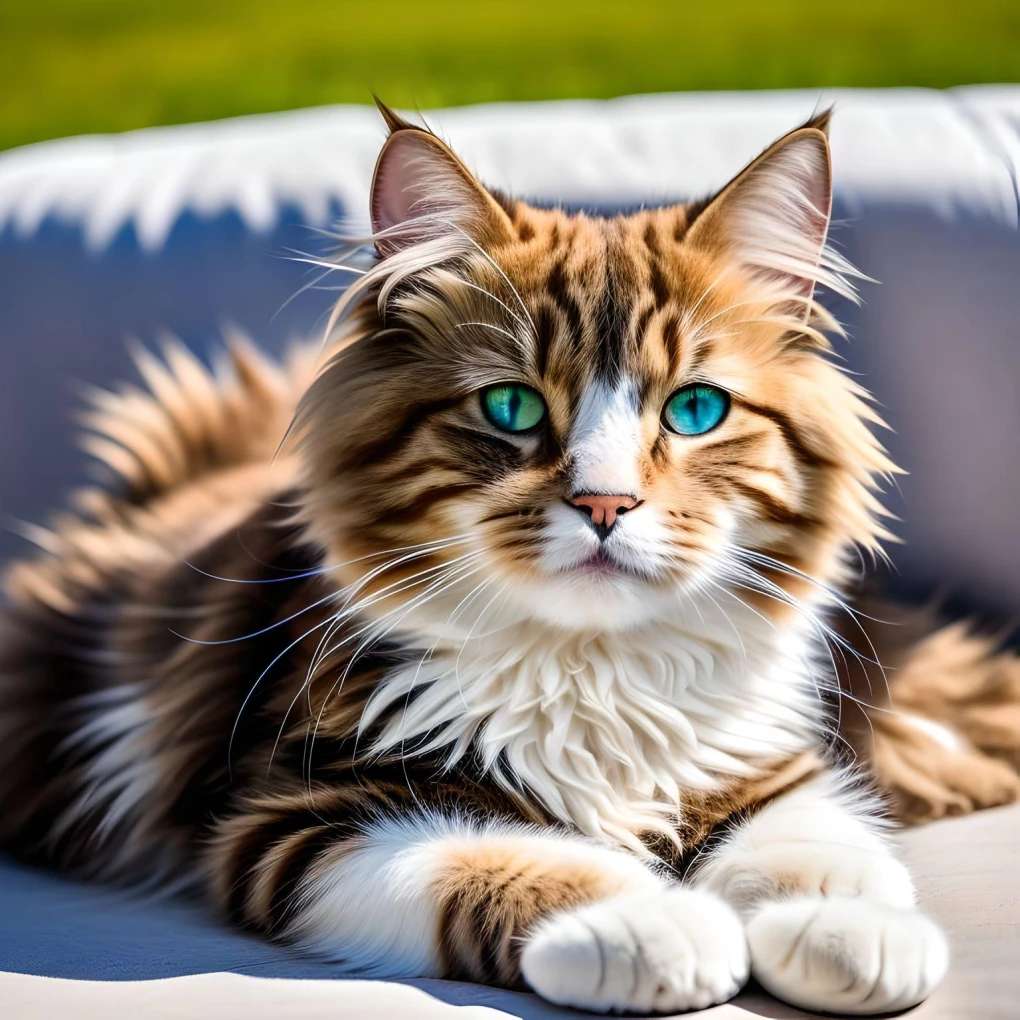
[370,103,515,258]
[683,115,853,312]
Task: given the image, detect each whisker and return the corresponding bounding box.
[432,269,535,338]
[449,576,501,709]
[713,560,892,748]
[679,264,735,332]
[272,264,351,322]
[737,548,893,624]
[703,573,879,760]
[454,321,521,343]
[180,538,474,655]
[734,546,892,700]
[258,544,477,776]
[303,559,485,787]
[721,562,885,670]
[268,556,480,777]
[180,561,329,585]
[440,221,538,338]
[280,251,369,276]
[169,590,339,647]
[227,614,334,780]
[388,574,507,768]
[181,533,472,586]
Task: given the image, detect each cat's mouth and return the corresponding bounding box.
[567,548,648,581]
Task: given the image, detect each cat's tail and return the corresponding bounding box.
[839,602,1020,824]
[73,330,319,509]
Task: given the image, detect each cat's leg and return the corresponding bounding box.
[694,771,949,1015]
[212,806,748,1012]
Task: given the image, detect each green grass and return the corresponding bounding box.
[1,0,1018,152]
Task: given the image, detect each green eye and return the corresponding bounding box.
[663,384,730,436]
[481,384,546,433]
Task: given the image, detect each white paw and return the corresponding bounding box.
[747,896,949,1015]
[520,887,748,1014]
[702,842,916,913]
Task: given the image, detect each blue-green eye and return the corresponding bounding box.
[663,384,730,436]
[481,384,546,433]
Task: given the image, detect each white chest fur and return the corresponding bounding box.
[359,599,821,851]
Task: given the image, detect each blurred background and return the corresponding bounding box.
[3,0,1019,152]
[0,1,1018,618]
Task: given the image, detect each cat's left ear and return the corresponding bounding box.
[370,101,516,257]
[685,111,843,311]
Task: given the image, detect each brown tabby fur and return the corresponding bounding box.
[0,107,1017,987]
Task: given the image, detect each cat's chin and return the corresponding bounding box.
[506,569,683,633]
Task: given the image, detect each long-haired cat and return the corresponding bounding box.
[2,105,1019,1015]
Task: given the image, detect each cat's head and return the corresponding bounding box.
[296,107,894,636]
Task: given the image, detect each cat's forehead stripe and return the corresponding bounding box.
[535,217,656,389]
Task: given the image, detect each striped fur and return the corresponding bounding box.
[0,106,1015,1014]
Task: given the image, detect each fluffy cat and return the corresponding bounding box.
[1,105,1018,1015]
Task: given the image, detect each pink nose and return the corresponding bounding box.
[568,493,640,533]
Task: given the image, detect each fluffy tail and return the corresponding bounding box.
[840,603,1020,824]
[0,334,318,874]
[76,331,318,506]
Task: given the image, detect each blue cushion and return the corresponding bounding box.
[0,855,348,981]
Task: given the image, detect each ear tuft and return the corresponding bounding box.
[800,106,833,137]
[373,96,416,136]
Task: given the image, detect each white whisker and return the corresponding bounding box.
[304,559,485,788]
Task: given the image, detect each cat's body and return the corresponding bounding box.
[1,107,1018,1015]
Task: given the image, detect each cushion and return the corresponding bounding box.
[3,804,1017,1017]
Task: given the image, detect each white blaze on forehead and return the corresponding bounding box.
[568,379,644,496]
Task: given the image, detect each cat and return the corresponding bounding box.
[1,103,1018,1015]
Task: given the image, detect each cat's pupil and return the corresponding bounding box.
[509,389,522,425]
[689,391,700,423]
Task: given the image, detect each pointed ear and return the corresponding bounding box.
[373,95,415,134]
[370,107,515,258]
[686,116,848,311]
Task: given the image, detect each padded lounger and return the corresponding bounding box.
[1,89,1018,1017]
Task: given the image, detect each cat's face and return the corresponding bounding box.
[297,113,892,635]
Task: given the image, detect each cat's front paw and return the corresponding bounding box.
[747,896,949,1015]
[520,887,748,1014]
[703,842,916,912]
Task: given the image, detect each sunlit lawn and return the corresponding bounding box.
[1,0,1018,151]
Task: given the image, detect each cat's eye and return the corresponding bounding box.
[481,384,547,433]
[663,384,730,436]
